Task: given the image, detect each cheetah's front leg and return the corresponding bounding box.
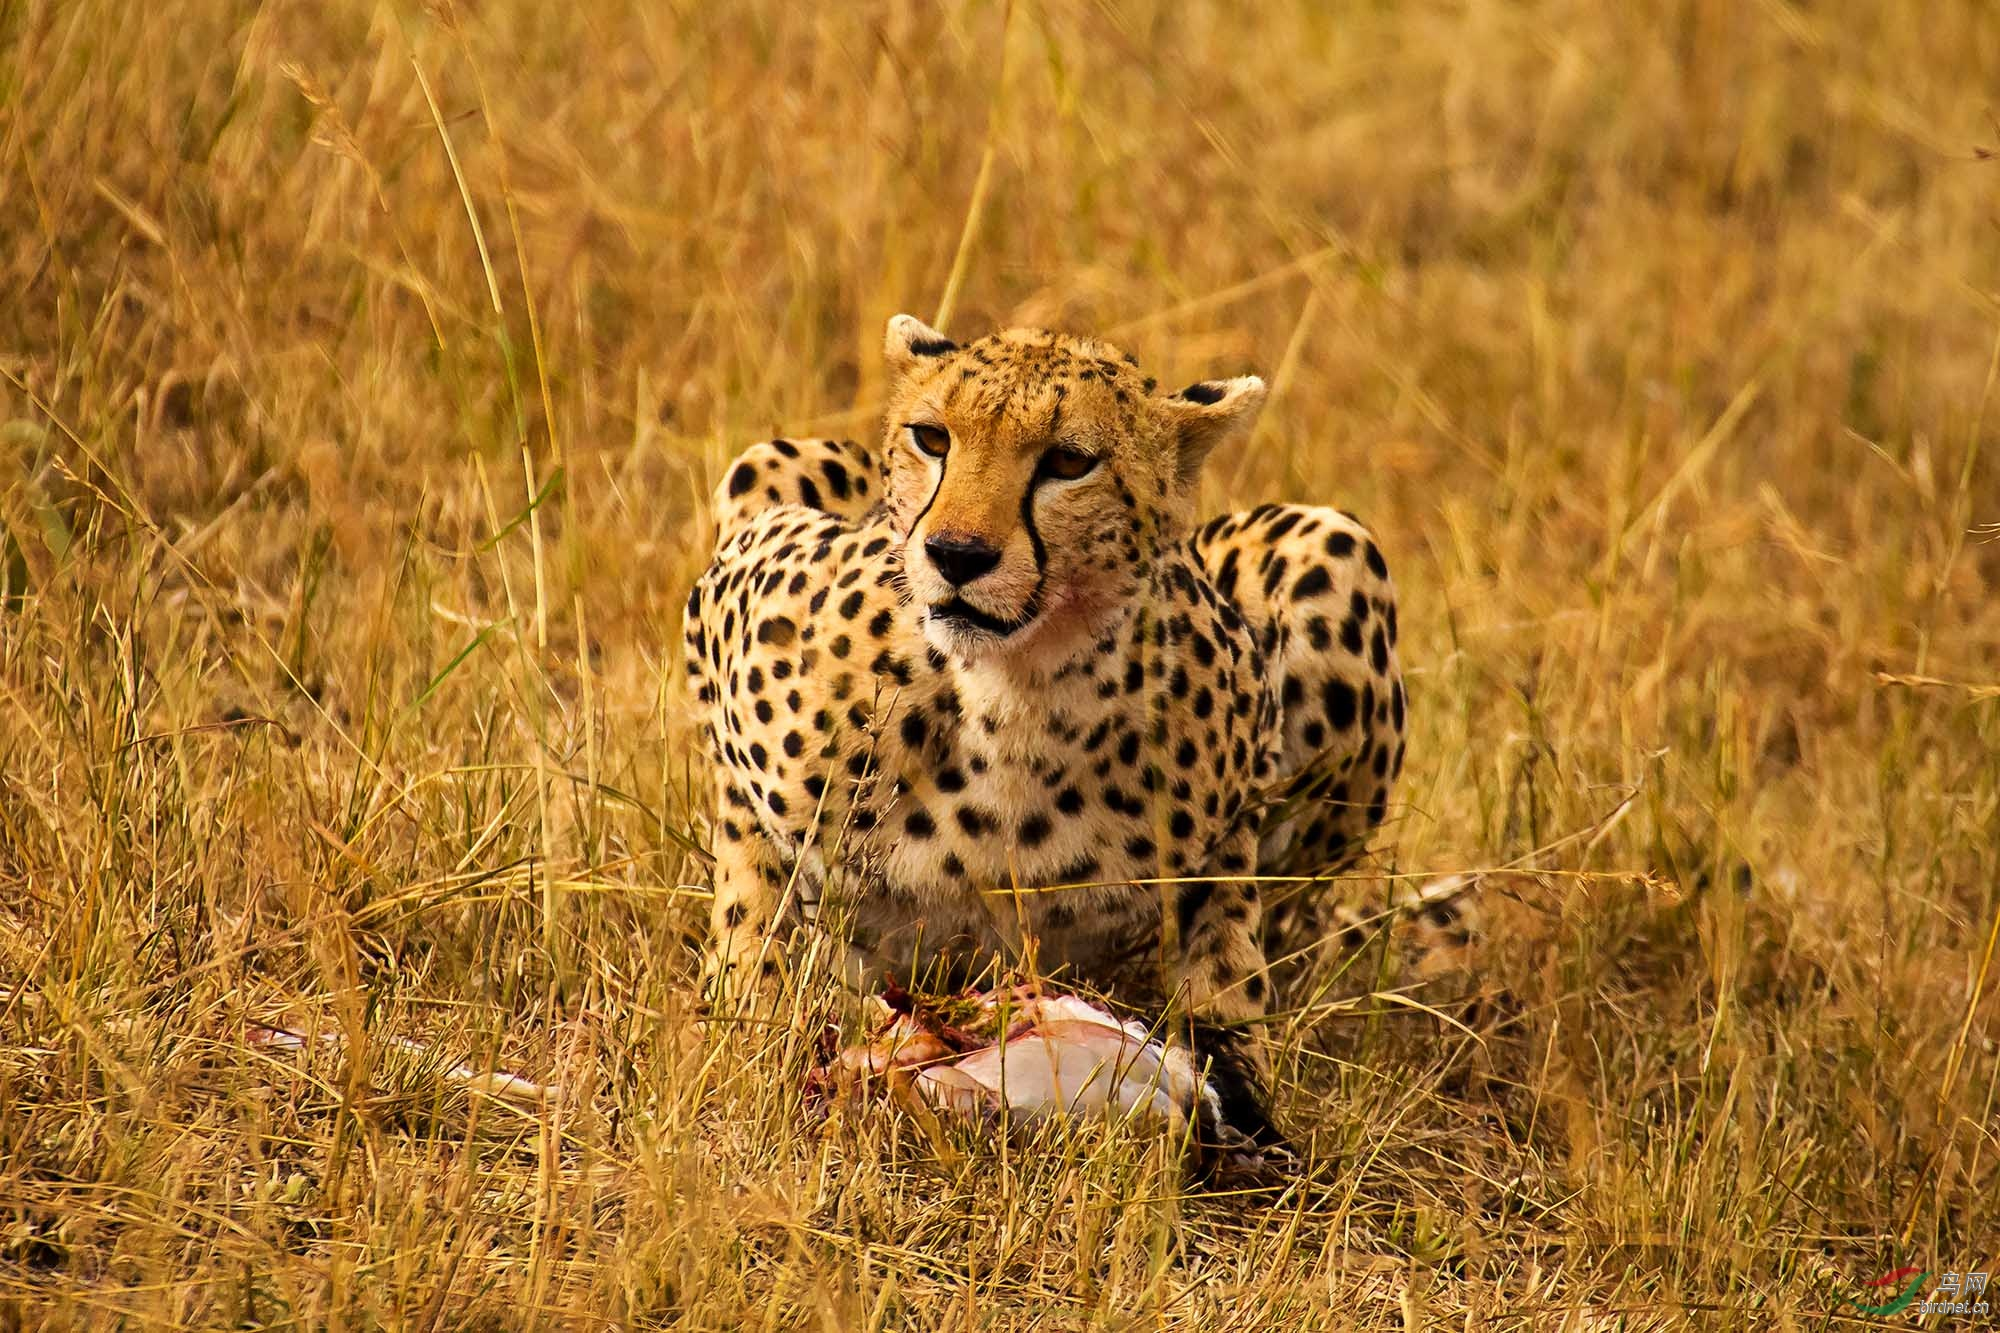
[702,783,793,1007]
[1170,823,1282,1148]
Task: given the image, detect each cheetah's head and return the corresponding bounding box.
[881,314,1265,665]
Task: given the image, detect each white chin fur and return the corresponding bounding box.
[920,613,962,658]
[922,609,1004,659]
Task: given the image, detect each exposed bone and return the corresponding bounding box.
[245,1023,553,1107]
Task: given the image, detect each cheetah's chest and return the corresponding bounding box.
[843,729,1171,982]
[832,645,1275,983]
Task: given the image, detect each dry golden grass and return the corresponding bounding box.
[3,0,1998,1326]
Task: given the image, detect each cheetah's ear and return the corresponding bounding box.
[884,314,960,376]
[1164,375,1267,482]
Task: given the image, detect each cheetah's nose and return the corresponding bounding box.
[924,534,1002,586]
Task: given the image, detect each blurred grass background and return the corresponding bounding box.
[2,0,1997,1325]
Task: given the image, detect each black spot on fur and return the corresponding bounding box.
[1176,882,1215,934]
[820,458,851,499]
[1324,679,1358,730]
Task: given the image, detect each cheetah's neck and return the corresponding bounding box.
[938,597,1153,765]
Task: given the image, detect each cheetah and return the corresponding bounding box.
[683,315,1405,1145]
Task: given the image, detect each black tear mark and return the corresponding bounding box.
[1176,381,1225,405]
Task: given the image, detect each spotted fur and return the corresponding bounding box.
[682,316,1405,1143]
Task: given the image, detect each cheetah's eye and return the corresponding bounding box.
[1037,444,1100,481]
[907,423,950,459]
